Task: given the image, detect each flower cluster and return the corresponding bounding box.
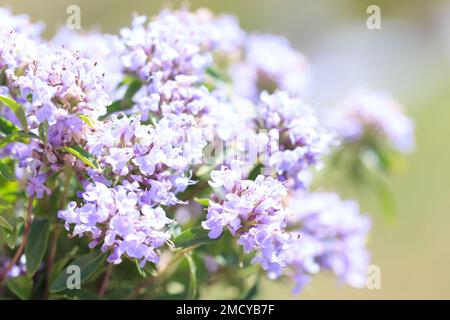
[85,113,205,205]
[118,9,244,121]
[59,182,172,265]
[202,161,290,279]
[231,34,310,101]
[331,89,415,153]
[284,192,371,292]
[51,28,125,99]
[256,91,334,188]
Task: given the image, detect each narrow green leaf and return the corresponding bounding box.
[78,114,95,128]
[50,251,106,293]
[62,145,99,169]
[124,78,143,100]
[0,116,20,136]
[38,120,48,143]
[0,159,15,181]
[173,226,217,249]
[0,215,13,232]
[248,163,263,181]
[0,222,20,249]
[185,254,198,299]
[0,96,28,132]
[193,197,209,206]
[25,218,51,277]
[242,278,260,300]
[6,276,32,300]
[0,131,39,149]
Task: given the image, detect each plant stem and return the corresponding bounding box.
[98,263,114,298]
[128,246,197,299]
[0,196,34,285]
[43,223,61,299]
[44,168,72,298]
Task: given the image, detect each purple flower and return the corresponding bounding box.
[26,173,51,199]
[230,34,310,101]
[284,191,371,292]
[330,89,415,153]
[202,160,290,279]
[58,182,173,266]
[256,91,334,188]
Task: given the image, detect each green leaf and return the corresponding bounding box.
[242,278,260,300]
[193,197,209,206]
[38,120,48,143]
[0,215,13,232]
[6,276,32,300]
[0,219,21,249]
[78,114,95,128]
[62,145,99,169]
[25,218,51,277]
[0,131,39,149]
[173,226,217,249]
[0,116,20,136]
[185,254,198,299]
[49,247,79,285]
[50,251,106,293]
[0,158,15,181]
[103,78,143,117]
[59,288,99,300]
[0,96,28,132]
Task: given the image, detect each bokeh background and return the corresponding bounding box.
[1,0,449,299]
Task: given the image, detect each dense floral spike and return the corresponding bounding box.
[202,160,290,279]
[58,182,172,265]
[16,46,110,126]
[85,113,205,206]
[51,28,125,99]
[331,89,415,153]
[285,192,371,292]
[231,34,310,101]
[118,9,244,120]
[256,91,334,188]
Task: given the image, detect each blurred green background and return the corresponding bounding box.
[1,0,449,299]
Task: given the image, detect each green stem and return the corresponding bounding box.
[0,196,34,285]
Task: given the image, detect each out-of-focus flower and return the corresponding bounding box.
[330,89,415,153]
[230,34,310,101]
[285,191,371,293]
[0,255,27,279]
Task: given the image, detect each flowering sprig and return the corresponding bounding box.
[0,7,415,300]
